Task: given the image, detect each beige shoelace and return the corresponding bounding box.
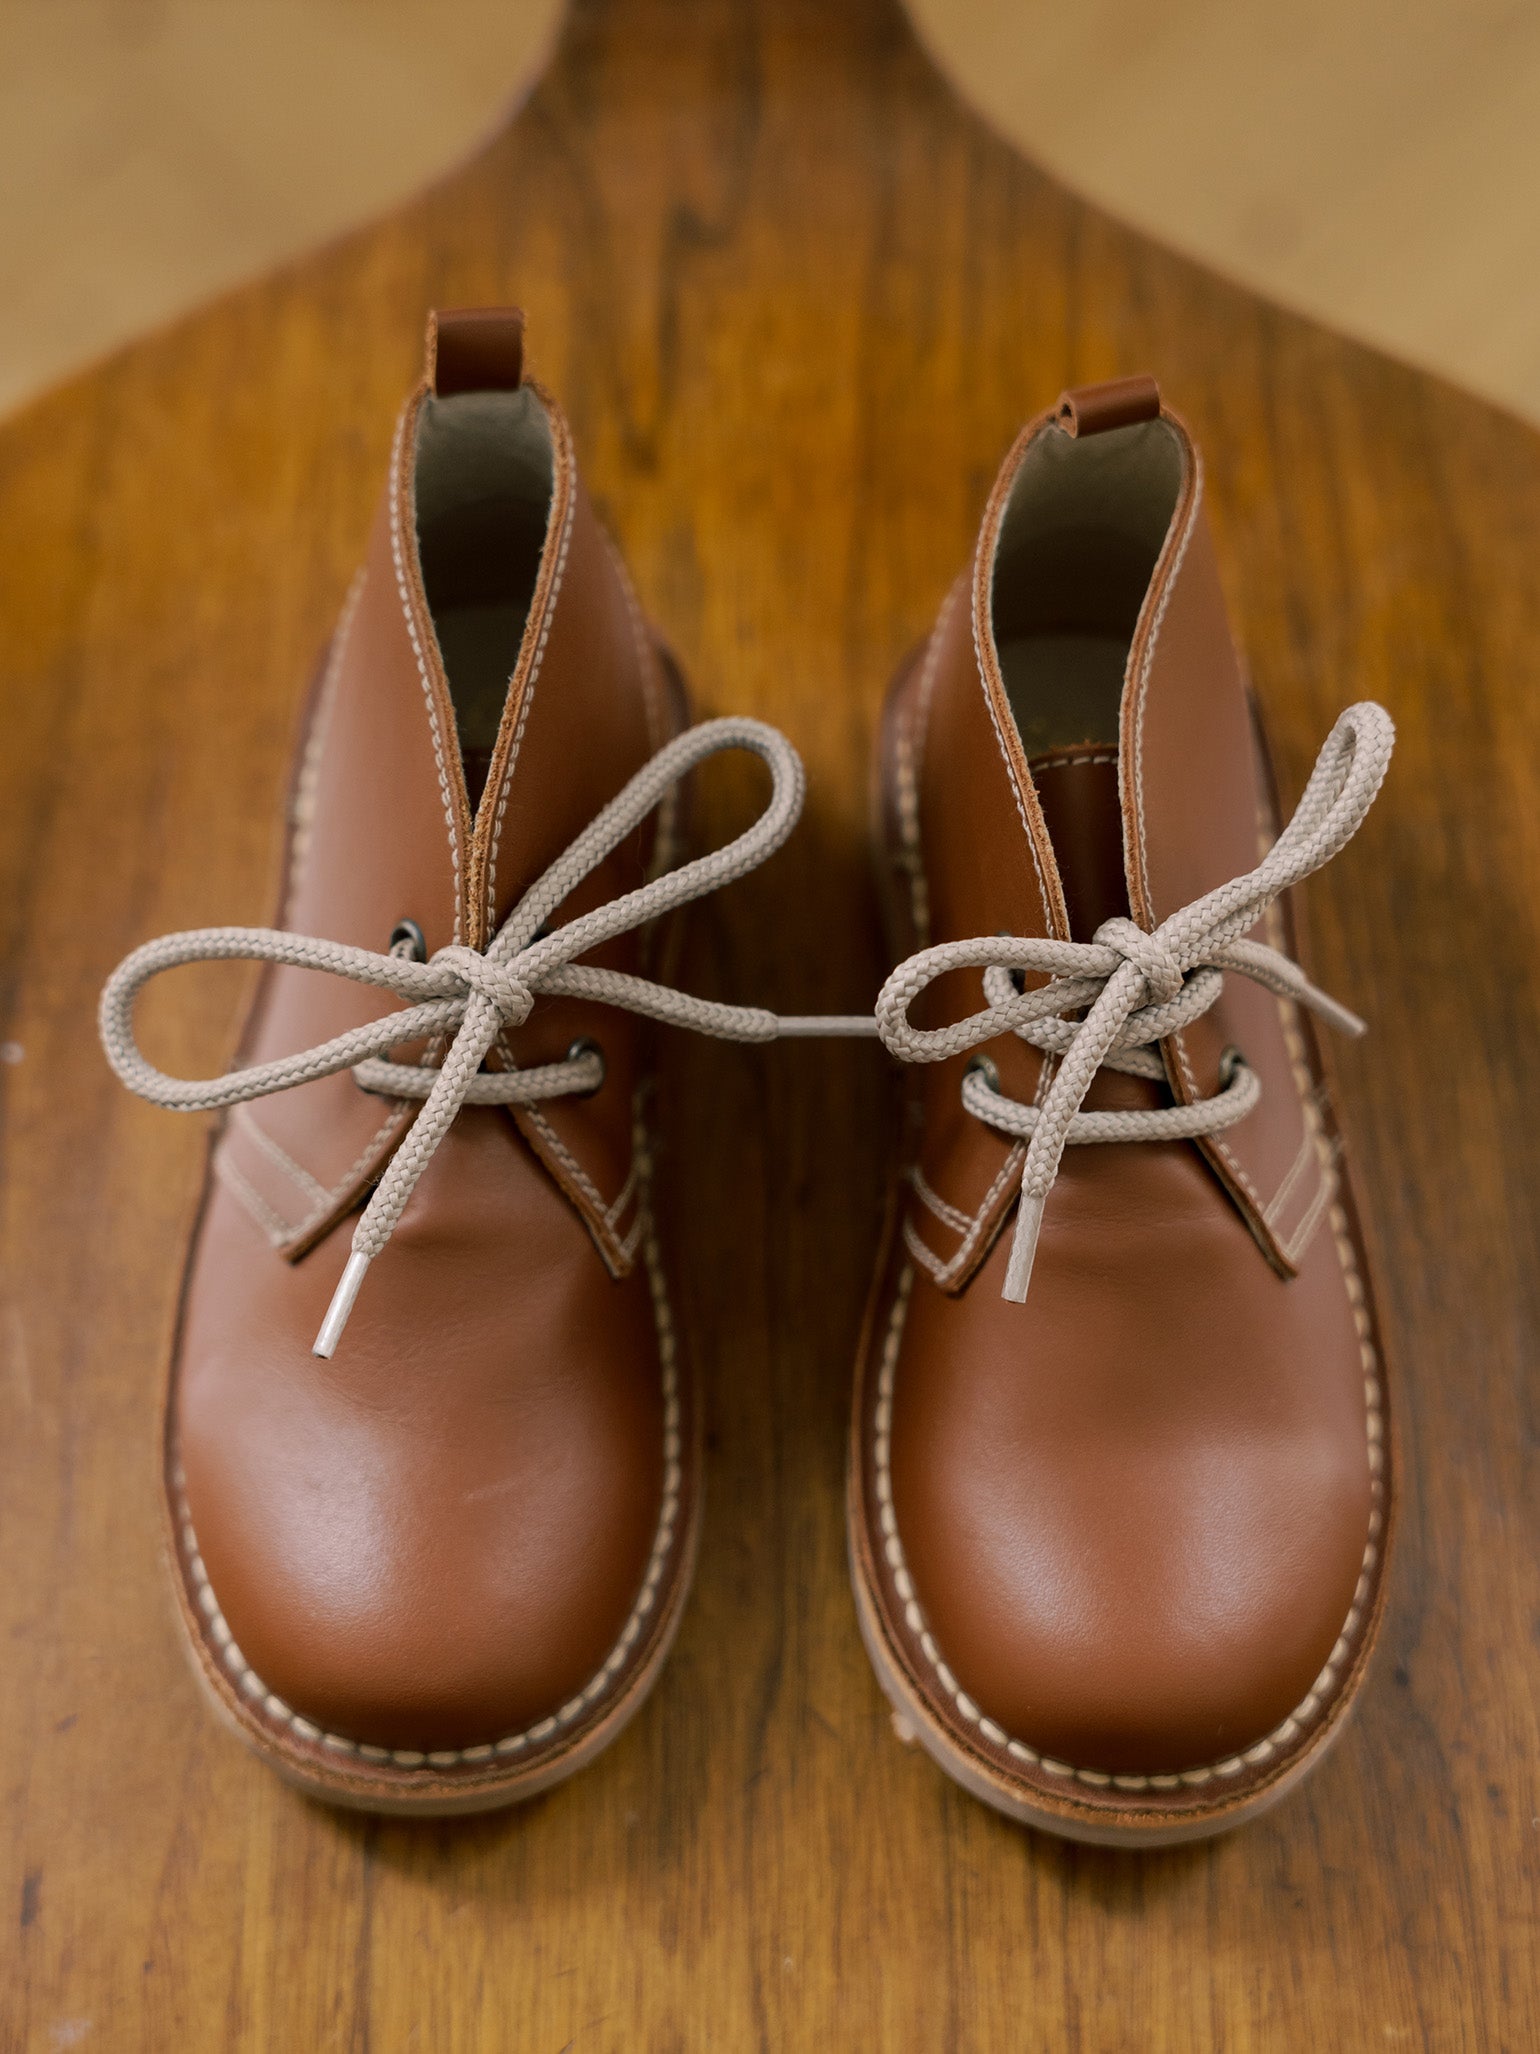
[874,700,1394,1299]
[100,717,874,1357]
[101,701,1393,1347]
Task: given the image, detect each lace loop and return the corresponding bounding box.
[875,701,1394,1304]
[99,716,879,1357]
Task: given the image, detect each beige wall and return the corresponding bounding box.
[3,0,1537,421]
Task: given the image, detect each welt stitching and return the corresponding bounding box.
[172,1181,681,1773]
[871,1229,1384,1792]
[388,403,462,941]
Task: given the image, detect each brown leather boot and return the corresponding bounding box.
[101,309,825,1814]
[851,375,1395,1844]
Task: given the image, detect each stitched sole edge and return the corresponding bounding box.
[163,1215,701,1817]
[850,662,1396,1843]
[848,1506,1358,1848]
[845,1214,1395,1846]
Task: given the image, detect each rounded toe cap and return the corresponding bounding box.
[182,1392,665,1754]
[174,1213,668,1756]
[894,1421,1371,1776]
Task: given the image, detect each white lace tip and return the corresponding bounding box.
[313,1251,371,1359]
[1001,1193,1044,1304]
[1313,991,1367,1039]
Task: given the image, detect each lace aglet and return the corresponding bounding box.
[1001,1193,1044,1304]
[313,1250,371,1359]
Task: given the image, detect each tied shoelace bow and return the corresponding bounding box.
[101,701,1393,1345]
[99,717,875,1358]
[873,700,1395,1303]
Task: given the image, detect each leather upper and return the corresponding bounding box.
[869,382,1381,1777]
[172,312,686,1754]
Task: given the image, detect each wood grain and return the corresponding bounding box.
[2,0,1536,2045]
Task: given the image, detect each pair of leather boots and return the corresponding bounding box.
[102,308,1394,1845]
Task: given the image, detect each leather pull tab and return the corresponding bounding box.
[1055,374,1161,437]
[426,307,525,396]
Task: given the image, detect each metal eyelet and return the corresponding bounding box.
[965,1053,1001,1094]
[389,919,427,963]
[1218,1044,1247,1089]
[566,1037,606,1097]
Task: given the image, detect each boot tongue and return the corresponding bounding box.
[1026,746,1127,941]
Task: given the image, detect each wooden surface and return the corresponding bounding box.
[10,1,1540,426]
[2,0,1537,2044]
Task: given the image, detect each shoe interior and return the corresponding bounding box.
[992,416,1184,759]
[414,387,554,808]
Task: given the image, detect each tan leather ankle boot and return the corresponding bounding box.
[852,376,1395,1844]
[101,309,823,1814]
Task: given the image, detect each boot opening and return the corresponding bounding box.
[991,416,1184,760]
[414,387,554,809]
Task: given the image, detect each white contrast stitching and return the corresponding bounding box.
[1128,453,1203,913]
[901,1216,950,1284]
[907,1163,972,1236]
[232,1105,328,1208]
[520,1104,625,1268]
[281,1108,406,1248]
[172,1165,682,1774]
[902,1141,1026,1288]
[604,1155,641,1230]
[973,593,1057,939]
[388,403,462,941]
[871,1212,1385,1791]
[212,1148,294,1248]
[485,444,577,931]
[1030,751,1118,774]
[1263,1123,1318,1232]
